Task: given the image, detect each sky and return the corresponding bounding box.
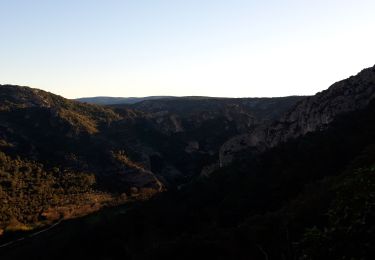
[1,0,375,99]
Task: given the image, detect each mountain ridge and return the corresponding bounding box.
[76,95,307,105]
[76,96,175,105]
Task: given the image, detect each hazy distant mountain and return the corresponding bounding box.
[75,96,174,105]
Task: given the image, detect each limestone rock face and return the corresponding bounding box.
[220,65,375,166]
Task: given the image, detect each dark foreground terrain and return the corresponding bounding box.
[1,65,375,259]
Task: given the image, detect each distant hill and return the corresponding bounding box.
[75,96,174,105]
[125,96,306,120]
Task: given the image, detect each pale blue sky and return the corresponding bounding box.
[1,0,375,98]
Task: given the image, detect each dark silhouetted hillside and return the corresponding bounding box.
[1,65,375,260]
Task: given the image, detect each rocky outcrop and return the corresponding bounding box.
[220,65,375,166]
[0,85,55,109]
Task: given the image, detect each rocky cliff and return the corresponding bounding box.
[220,65,375,166]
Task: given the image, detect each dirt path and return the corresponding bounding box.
[0,219,63,249]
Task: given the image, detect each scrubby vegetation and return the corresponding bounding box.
[0,151,104,231]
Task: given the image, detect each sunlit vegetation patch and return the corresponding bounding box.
[57,108,99,134]
[0,152,112,233]
[112,150,145,171]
